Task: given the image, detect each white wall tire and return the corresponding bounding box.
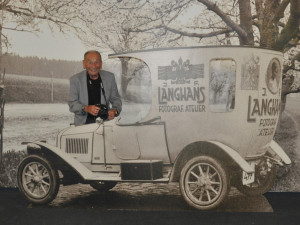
[179,155,230,210]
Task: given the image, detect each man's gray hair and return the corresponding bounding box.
[84,50,102,60]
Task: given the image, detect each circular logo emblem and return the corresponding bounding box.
[266,58,281,94]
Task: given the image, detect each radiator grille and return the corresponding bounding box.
[65,138,89,154]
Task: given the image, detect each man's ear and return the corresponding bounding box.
[82,60,86,69]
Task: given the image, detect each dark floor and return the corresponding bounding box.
[0,188,299,225]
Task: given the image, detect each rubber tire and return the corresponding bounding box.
[236,164,277,196]
[17,154,60,204]
[90,181,117,191]
[180,155,230,210]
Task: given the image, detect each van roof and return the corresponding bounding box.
[109,45,282,57]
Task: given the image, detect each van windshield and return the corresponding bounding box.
[115,58,151,124]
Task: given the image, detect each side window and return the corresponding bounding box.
[209,59,236,112]
[118,58,152,124]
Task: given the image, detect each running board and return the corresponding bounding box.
[86,171,169,183]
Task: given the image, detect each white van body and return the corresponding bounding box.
[18,46,291,210]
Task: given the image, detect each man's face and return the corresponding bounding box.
[83,52,102,78]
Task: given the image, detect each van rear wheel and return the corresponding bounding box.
[236,159,277,196]
[180,155,230,210]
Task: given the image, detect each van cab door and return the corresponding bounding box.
[104,117,170,164]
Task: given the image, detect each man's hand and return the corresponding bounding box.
[108,109,118,120]
[84,105,100,116]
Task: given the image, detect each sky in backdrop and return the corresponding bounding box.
[6,24,86,61]
[4,3,202,62]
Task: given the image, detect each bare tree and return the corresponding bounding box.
[78,0,195,99]
[0,0,85,66]
[78,0,146,98]
[131,0,300,99]
[77,0,299,100]
[139,0,299,50]
[281,46,300,111]
[210,72,227,104]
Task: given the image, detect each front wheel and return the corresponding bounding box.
[180,155,230,210]
[17,154,60,204]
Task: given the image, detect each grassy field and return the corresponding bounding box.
[271,96,300,191]
[1,74,70,187]
[4,74,69,103]
[0,150,26,187]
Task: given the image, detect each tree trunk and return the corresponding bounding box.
[254,0,278,48]
[281,93,287,114]
[274,0,300,50]
[238,0,254,45]
[0,24,2,68]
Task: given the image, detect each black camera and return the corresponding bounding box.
[95,104,108,120]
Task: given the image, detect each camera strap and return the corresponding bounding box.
[99,73,109,109]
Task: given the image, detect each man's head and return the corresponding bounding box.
[83,50,102,79]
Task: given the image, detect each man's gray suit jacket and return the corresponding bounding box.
[68,70,122,126]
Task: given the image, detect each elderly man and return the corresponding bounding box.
[68,50,122,126]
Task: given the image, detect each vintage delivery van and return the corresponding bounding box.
[17,46,291,210]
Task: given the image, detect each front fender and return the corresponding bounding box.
[26,141,96,180]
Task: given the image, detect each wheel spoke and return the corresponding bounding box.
[24,173,34,178]
[210,181,220,185]
[28,165,37,175]
[41,180,50,186]
[191,186,200,195]
[198,165,205,176]
[41,173,50,179]
[30,183,37,193]
[210,186,219,195]
[206,165,210,177]
[210,172,217,179]
[37,185,41,196]
[198,189,204,201]
[40,184,47,194]
[191,171,200,179]
[206,190,211,201]
[25,180,33,185]
[188,181,199,185]
[35,164,39,174]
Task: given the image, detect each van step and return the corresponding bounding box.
[120,160,163,180]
